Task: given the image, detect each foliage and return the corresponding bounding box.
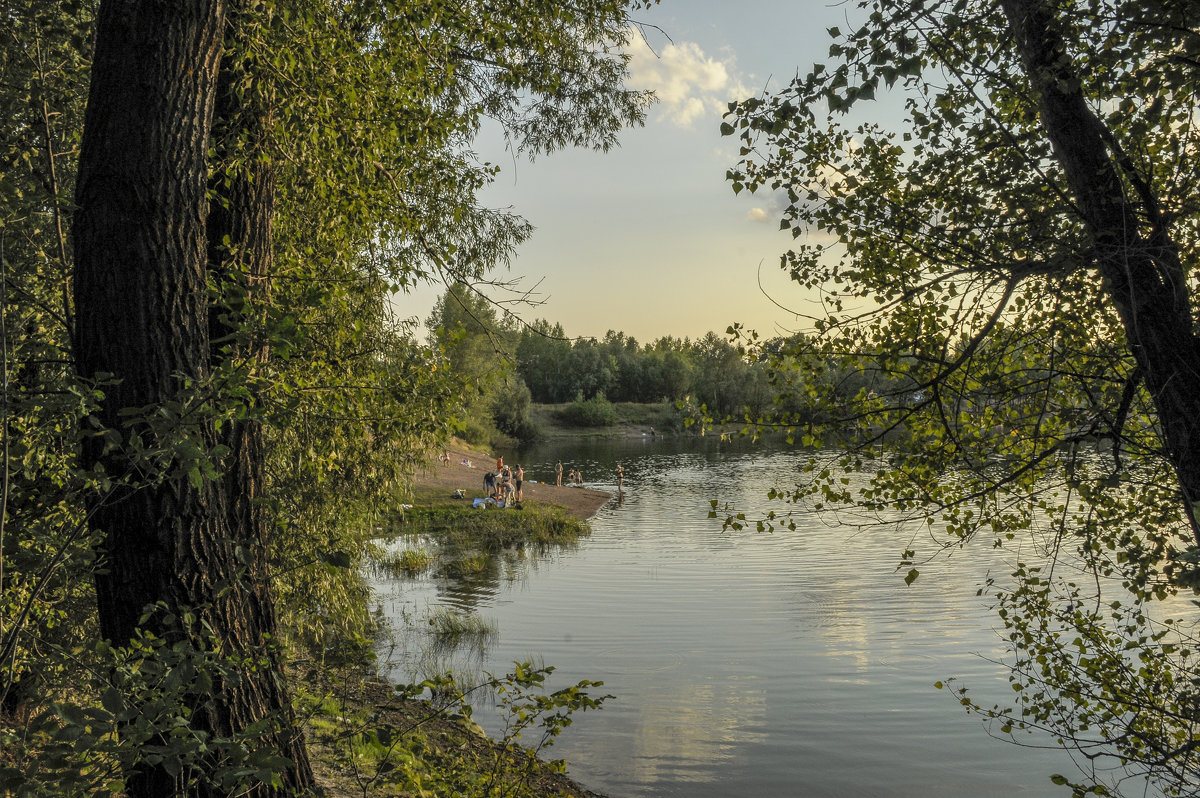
[510,319,772,418]
[556,393,619,428]
[485,663,610,789]
[721,0,1200,794]
[0,0,99,728]
[429,292,786,425]
[300,663,608,798]
[427,285,538,446]
[2,0,656,791]
[1,607,300,797]
[491,377,539,444]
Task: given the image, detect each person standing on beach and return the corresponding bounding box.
[514,465,524,501]
[555,460,563,486]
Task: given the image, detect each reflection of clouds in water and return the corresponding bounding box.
[571,673,771,788]
[374,440,1080,797]
[781,517,1023,694]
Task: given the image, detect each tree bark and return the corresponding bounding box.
[73,1,312,794]
[1000,0,1200,544]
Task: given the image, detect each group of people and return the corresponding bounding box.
[550,461,624,491]
[463,452,627,508]
[483,457,523,506]
[553,460,586,487]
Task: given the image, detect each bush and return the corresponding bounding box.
[556,393,618,427]
[490,378,541,443]
[458,414,499,448]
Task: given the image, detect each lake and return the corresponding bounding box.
[372,436,1094,797]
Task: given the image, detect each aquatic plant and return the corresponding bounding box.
[377,549,434,576]
[425,607,497,647]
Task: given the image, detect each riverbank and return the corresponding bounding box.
[413,441,613,519]
[528,400,682,440]
[302,663,606,798]
[301,442,613,797]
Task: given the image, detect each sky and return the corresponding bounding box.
[393,1,871,344]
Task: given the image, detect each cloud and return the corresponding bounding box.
[746,207,770,223]
[627,36,742,128]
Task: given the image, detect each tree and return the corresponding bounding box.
[73,1,315,793]
[724,1,1200,794]
[688,331,770,419]
[516,320,574,402]
[44,0,657,793]
[426,284,521,444]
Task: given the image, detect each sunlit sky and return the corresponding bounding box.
[394,1,870,344]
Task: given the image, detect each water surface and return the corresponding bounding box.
[373,437,1091,797]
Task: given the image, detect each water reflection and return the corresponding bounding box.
[372,438,1088,798]
[610,679,771,788]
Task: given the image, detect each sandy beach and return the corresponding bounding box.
[414,444,612,519]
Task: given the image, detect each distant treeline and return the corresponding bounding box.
[429,286,775,443]
[514,322,771,413]
[428,285,912,446]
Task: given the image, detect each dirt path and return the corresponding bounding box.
[415,443,612,519]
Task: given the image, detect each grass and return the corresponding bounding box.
[441,552,491,577]
[377,548,434,576]
[396,503,590,551]
[424,607,497,646]
[296,664,596,798]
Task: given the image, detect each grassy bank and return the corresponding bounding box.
[394,503,590,550]
[529,400,683,439]
[298,661,605,798]
[374,500,591,591]
[323,495,603,797]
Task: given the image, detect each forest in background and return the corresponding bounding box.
[425,283,918,447]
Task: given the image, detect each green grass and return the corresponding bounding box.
[424,607,497,645]
[396,504,590,550]
[442,552,490,577]
[529,400,684,436]
[377,548,434,576]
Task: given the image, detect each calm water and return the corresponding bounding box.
[372,437,1093,797]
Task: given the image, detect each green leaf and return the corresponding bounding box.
[321,550,353,569]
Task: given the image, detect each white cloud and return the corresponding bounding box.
[746,207,770,223]
[627,36,741,128]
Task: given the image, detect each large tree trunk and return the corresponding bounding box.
[73,1,312,795]
[1000,0,1200,545]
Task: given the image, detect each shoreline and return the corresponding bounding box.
[312,442,613,797]
[413,442,613,519]
[303,664,606,798]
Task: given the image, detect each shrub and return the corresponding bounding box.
[556,393,618,427]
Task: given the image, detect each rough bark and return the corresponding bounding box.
[1000,0,1200,544]
[73,1,311,794]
